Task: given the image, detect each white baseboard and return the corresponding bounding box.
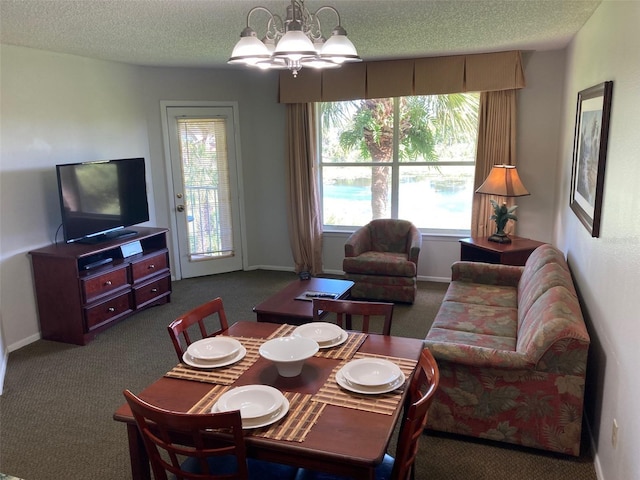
[245,265,296,273]
[319,268,450,284]
[586,416,605,480]
[7,332,41,353]
[417,275,450,283]
[0,349,7,395]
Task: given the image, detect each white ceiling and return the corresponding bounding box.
[0,0,602,69]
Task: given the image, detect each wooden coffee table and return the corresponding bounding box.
[254,277,354,325]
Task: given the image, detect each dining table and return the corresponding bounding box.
[113,320,425,480]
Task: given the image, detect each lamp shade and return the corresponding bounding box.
[476,165,530,197]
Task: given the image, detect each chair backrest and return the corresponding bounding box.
[392,348,440,480]
[312,298,394,335]
[123,389,249,480]
[367,219,419,256]
[168,297,229,362]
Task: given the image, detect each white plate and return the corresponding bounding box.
[341,358,403,387]
[336,370,406,395]
[187,337,242,361]
[216,385,284,420]
[317,330,349,349]
[212,397,290,429]
[182,346,246,369]
[293,322,344,345]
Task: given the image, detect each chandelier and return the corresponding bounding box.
[228,0,362,77]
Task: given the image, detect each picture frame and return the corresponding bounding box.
[569,81,613,237]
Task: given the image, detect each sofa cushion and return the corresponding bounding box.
[343,251,416,277]
[432,301,518,338]
[516,286,590,370]
[451,261,522,287]
[518,263,577,327]
[519,244,569,292]
[424,328,531,369]
[444,281,518,309]
[425,327,516,352]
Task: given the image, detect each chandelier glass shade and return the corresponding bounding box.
[229,1,362,77]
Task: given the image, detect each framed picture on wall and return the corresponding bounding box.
[569,80,613,238]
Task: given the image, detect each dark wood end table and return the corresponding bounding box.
[253,277,354,325]
[459,236,546,266]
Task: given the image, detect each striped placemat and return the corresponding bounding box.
[267,324,367,360]
[188,386,325,443]
[164,337,262,385]
[311,353,418,416]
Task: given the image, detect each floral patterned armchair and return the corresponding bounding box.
[424,244,590,456]
[343,219,421,303]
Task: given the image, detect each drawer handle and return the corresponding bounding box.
[148,264,155,269]
[108,307,116,313]
[151,288,158,293]
[104,280,112,286]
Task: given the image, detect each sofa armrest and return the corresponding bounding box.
[344,227,372,257]
[451,261,522,287]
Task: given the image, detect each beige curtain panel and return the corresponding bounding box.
[471,89,519,237]
[279,50,525,103]
[285,103,324,275]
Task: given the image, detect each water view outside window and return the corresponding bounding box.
[319,94,479,233]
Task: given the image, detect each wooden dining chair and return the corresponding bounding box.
[123,390,299,480]
[312,298,394,336]
[295,348,440,480]
[390,348,440,480]
[167,297,229,362]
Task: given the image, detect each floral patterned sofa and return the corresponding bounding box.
[424,244,590,456]
[343,219,421,303]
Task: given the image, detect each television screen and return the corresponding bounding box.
[56,157,150,243]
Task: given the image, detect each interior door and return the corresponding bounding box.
[164,105,244,278]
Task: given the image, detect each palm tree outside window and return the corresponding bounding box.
[319,94,479,234]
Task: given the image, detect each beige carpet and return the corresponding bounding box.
[0,270,596,479]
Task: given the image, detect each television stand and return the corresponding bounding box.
[29,227,171,345]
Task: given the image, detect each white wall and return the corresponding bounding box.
[555,2,640,479]
[0,45,152,350]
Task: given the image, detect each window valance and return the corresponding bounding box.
[279,50,525,103]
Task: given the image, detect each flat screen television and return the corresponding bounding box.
[56,157,150,244]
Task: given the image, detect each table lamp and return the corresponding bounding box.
[475,165,530,244]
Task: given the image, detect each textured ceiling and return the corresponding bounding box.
[0,0,602,68]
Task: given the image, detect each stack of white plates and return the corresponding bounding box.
[182,337,246,369]
[336,358,405,394]
[293,322,348,349]
[212,385,290,429]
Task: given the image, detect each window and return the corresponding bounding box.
[319,94,480,233]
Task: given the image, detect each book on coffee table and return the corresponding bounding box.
[294,291,339,302]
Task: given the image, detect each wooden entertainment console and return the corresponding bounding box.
[29,227,171,345]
